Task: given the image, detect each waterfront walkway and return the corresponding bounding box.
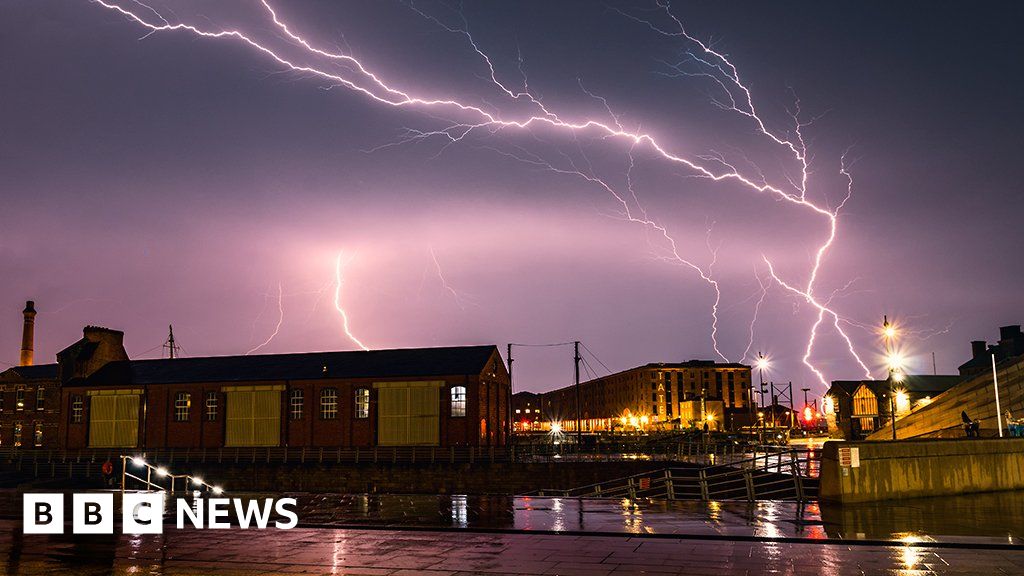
[1,522,1022,575]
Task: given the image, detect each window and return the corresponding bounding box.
[0,387,5,412]
[33,423,42,447]
[320,388,338,419]
[13,423,22,447]
[205,392,218,421]
[174,392,191,422]
[36,387,45,411]
[451,386,467,417]
[852,386,879,417]
[15,387,24,411]
[289,389,304,420]
[71,396,83,424]
[354,388,369,419]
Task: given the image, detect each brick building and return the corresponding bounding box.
[0,307,510,450]
[539,360,752,432]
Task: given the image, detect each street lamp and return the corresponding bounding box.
[882,315,905,440]
[755,352,769,419]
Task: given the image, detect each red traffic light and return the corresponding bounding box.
[802,406,815,422]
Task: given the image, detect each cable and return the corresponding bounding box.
[580,342,614,375]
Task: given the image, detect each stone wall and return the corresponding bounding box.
[819,438,1024,503]
[866,356,1024,440]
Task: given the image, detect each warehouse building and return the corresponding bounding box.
[540,360,752,432]
[0,306,509,450]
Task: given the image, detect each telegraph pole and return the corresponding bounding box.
[574,341,582,449]
[163,325,179,359]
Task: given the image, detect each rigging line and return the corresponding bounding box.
[580,342,614,375]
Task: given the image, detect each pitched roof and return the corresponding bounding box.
[0,364,59,381]
[895,374,961,394]
[76,345,501,387]
[827,380,882,396]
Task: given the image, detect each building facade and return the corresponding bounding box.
[0,320,510,450]
[825,375,961,440]
[539,360,752,432]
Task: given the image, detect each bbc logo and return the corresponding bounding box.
[24,493,164,534]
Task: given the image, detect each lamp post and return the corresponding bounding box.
[755,351,769,417]
[882,316,903,441]
[992,353,1004,438]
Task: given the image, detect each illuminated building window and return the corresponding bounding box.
[353,388,369,419]
[852,387,878,417]
[36,387,45,411]
[15,387,24,411]
[71,396,83,424]
[451,386,467,417]
[321,388,339,420]
[33,423,42,447]
[206,392,218,421]
[13,423,22,447]
[289,389,304,420]
[174,392,191,422]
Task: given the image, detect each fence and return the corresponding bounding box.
[528,450,819,502]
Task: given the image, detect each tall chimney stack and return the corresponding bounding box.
[20,301,36,367]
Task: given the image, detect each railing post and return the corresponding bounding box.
[743,469,755,501]
[627,477,636,501]
[120,455,126,494]
[790,460,805,501]
[664,469,675,500]
[698,469,709,501]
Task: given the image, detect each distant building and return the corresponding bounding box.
[511,391,544,432]
[824,375,960,440]
[538,360,752,432]
[865,324,1024,440]
[0,303,511,450]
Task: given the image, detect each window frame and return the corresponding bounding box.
[320,388,339,420]
[71,395,83,424]
[354,388,369,419]
[205,391,218,421]
[174,392,191,422]
[289,389,304,420]
[450,386,467,418]
[35,387,45,411]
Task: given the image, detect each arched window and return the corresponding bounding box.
[290,389,304,420]
[174,392,191,422]
[354,388,369,419]
[450,386,467,417]
[320,388,338,419]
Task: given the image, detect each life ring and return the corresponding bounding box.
[101,461,114,475]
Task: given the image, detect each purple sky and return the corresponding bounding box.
[2,1,1022,397]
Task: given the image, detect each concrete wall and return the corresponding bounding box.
[866,355,1024,440]
[819,438,1024,503]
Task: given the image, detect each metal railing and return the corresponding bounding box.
[527,449,819,502]
[119,455,223,494]
[0,445,510,466]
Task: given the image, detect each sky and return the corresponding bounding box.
[1,1,1022,398]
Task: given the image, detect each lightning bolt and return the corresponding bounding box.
[334,250,370,351]
[90,0,874,384]
[246,282,284,355]
[429,246,475,311]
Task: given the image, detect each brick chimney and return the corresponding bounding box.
[971,340,987,359]
[19,301,36,366]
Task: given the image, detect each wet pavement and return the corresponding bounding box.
[290,492,1024,545]
[1,490,1022,574]
[1,521,1023,575]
